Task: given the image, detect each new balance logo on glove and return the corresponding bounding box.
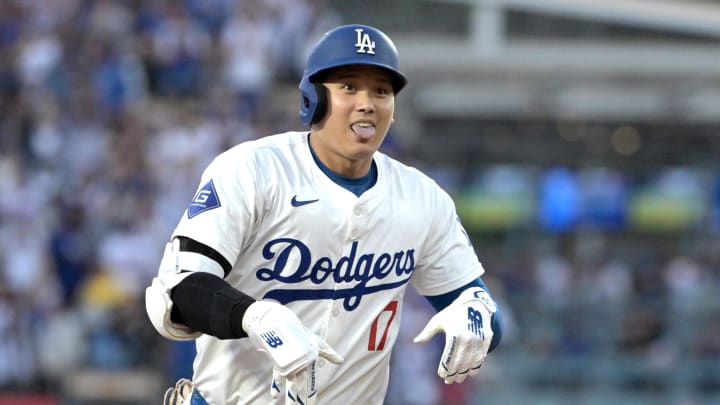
[261,331,283,348]
[467,307,484,338]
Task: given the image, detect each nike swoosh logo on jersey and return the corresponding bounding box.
[291,196,319,207]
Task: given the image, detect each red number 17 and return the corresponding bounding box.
[368,300,398,351]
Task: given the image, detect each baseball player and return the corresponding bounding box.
[146,24,502,405]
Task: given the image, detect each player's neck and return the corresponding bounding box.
[308,133,373,178]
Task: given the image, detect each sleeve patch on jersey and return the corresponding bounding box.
[187,180,221,218]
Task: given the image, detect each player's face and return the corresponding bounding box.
[310,65,395,178]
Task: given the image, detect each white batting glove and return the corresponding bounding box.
[414,287,497,384]
[242,301,344,404]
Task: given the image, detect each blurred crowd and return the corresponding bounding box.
[0,0,342,396]
[1,0,719,404]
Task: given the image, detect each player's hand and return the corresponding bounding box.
[242,301,344,404]
[163,378,193,405]
[413,287,497,384]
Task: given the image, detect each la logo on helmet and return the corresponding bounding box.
[354,28,376,54]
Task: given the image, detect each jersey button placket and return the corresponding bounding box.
[349,204,363,240]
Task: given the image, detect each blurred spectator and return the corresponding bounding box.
[663,255,705,314]
[618,306,666,355]
[291,0,342,79]
[534,252,573,309]
[97,217,161,297]
[87,0,134,41]
[581,258,633,305]
[184,0,233,39]
[0,289,37,390]
[15,29,62,90]
[219,2,275,120]
[144,2,211,97]
[89,39,148,116]
[35,308,86,389]
[48,202,94,308]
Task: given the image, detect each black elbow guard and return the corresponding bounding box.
[171,272,255,339]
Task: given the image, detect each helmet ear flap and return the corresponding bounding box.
[309,83,327,125]
[299,76,316,125]
[299,80,328,126]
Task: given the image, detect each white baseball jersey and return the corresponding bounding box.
[169,131,484,404]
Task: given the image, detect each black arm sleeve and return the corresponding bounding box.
[170,272,255,339]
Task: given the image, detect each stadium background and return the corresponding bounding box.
[0,0,719,404]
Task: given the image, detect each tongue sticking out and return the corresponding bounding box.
[352,123,375,140]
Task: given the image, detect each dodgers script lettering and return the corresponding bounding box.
[257,238,415,310]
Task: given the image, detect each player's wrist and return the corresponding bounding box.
[457,287,497,313]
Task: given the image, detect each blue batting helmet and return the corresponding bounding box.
[299,24,408,125]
